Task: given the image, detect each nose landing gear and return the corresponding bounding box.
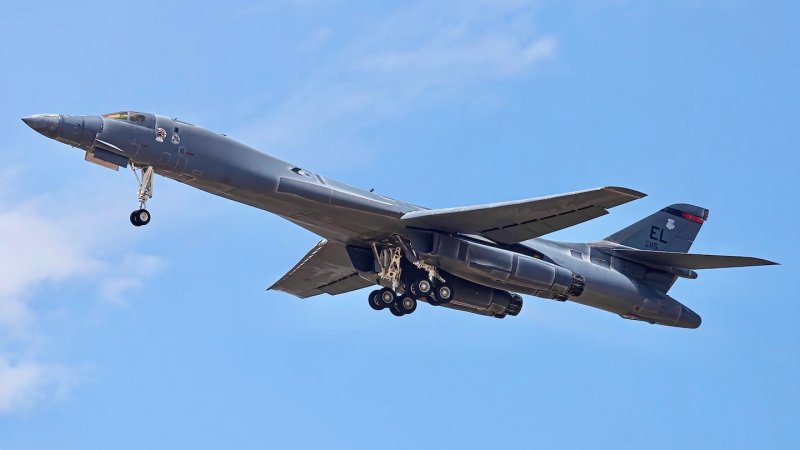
[130,209,151,226]
[130,165,154,227]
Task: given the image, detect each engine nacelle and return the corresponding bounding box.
[419,233,585,299]
[622,293,702,329]
[438,274,523,318]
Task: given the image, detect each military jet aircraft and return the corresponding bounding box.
[22,112,777,328]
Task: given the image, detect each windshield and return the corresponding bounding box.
[103,111,128,120]
[102,111,154,129]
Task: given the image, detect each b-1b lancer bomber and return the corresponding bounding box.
[22,111,777,328]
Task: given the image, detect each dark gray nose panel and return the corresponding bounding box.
[22,113,102,150]
[22,114,61,138]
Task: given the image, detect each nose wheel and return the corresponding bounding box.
[130,165,154,227]
[130,209,151,226]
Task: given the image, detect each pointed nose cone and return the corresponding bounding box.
[676,305,702,329]
[22,114,61,138]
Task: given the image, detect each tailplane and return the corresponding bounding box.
[604,203,777,297]
[605,204,709,253]
[611,248,777,270]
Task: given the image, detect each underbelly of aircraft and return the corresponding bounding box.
[417,233,585,300]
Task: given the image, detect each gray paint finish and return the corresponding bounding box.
[22,111,779,329]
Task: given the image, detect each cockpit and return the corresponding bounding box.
[102,111,156,129]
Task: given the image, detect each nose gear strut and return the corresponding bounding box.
[130,164,154,226]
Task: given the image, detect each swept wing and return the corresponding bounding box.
[269,240,372,298]
[401,186,645,245]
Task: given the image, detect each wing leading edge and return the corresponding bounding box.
[401,186,646,245]
[269,240,373,298]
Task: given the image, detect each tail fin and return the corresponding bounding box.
[605,204,709,253]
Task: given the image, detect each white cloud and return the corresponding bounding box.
[99,254,165,306]
[0,206,103,335]
[236,1,555,167]
[356,30,555,78]
[0,356,77,414]
[0,192,164,337]
[0,169,164,413]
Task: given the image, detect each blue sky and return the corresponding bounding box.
[1,1,797,448]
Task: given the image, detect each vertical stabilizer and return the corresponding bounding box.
[605,204,708,253]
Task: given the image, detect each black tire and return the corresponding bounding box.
[432,284,453,304]
[130,211,141,227]
[408,279,432,299]
[415,279,433,295]
[396,296,417,314]
[378,288,395,306]
[136,209,151,226]
[389,302,405,317]
[368,290,384,311]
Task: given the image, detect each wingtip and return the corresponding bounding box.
[745,257,780,266]
[604,186,647,199]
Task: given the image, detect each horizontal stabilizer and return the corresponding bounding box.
[612,248,778,270]
[402,186,646,245]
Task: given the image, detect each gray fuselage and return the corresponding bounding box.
[22,112,702,328]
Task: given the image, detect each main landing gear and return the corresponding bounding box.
[130,165,154,227]
[367,238,454,317]
[368,288,418,316]
[367,280,453,317]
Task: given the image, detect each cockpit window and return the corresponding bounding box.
[102,111,154,129]
[103,111,129,120]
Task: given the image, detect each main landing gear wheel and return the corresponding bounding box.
[389,304,405,316]
[368,290,385,311]
[390,295,417,317]
[378,288,395,308]
[396,295,417,315]
[370,286,422,316]
[408,278,433,299]
[130,209,151,227]
[429,283,453,306]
